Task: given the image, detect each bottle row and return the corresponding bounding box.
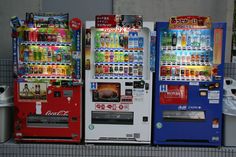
[95,65,143,77]
[161,30,211,48]
[160,51,211,63]
[95,50,143,63]
[18,65,72,76]
[20,45,72,63]
[22,29,70,42]
[95,31,144,50]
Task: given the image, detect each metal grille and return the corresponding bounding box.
[0,143,236,157]
[224,63,236,80]
[0,59,13,87]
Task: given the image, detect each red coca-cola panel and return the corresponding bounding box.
[14,81,82,143]
[160,85,188,105]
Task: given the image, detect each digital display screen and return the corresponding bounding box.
[92,83,120,102]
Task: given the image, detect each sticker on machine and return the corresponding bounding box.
[133,89,145,97]
[95,103,129,111]
[209,99,219,104]
[208,90,220,100]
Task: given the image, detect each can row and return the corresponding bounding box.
[95,65,143,76]
[160,66,211,77]
[18,65,72,76]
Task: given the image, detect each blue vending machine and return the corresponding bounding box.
[153,16,226,146]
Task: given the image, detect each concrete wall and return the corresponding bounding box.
[0,0,112,60]
[0,0,42,59]
[0,0,234,63]
[42,0,112,24]
[113,0,234,63]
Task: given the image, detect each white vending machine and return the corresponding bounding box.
[85,15,153,144]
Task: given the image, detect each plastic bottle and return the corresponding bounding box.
[205,35,211,47]
[200,34,206,47]
[105,33,110,48]
[176,52,181,63]
[196,31,201,47]
[186,52,191,63]
[115,33,120,48]
[162,32,167,46]
[191,52,195,62]
[119,51,124,62]
[133,32,139,50]
[109,33,114,48]
[138,37,144,49]
[23,47,29,62]
[181,51,186,64]
[181,31,187,47]
[47,47,52,62]
[187,31,192,47]
[33,47,37,61]
[28,47,34,61]
[128,32,134,49]
[167,32,172,46]
[100,32,105,48]
[110,50,114,62]
[177,32,182,47]
[43,47,48,62]
[95,31,101,48]
[172,32,177,46]
[38,47,42,61]
[124,51,129,62]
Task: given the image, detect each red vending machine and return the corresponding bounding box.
[11,13,83,143]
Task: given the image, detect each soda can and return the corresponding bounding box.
[171,67,175,76]
[181,67,185,77]
[103,65,109,74]
[166,66,171,76]
[134,51,139,62]
[138,51,143,62]
[119,66,124,76]
[33,66,38,74]
[114,66,119,76]
[95,65,99,75]
[138,65,143,76]
[185,69,190,77]
[109,65,114,75]
[124,66,128,75]
[128,52,134,62]
[128,66,133,76]
[161,66,167,76]
[175,67,180,77]
[133,65,138,76]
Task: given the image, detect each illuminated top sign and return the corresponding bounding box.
[95,15,143,29]
[169,16,211,29]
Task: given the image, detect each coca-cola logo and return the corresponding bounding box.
[45,110,69,116]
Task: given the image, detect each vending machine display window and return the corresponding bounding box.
[92,83,121,102]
